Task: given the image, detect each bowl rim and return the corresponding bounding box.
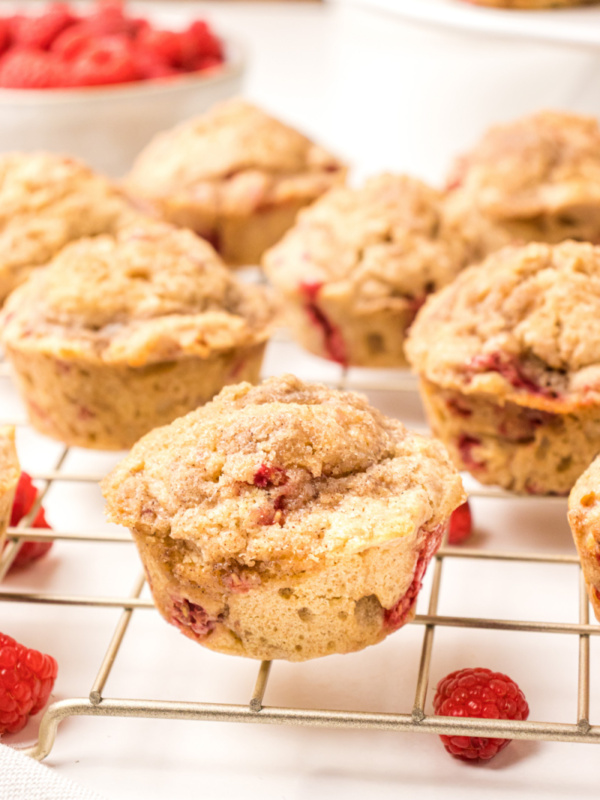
[0,36,245,105]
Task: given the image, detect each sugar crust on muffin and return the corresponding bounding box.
[264,173,469,367]
[102,375,465,661]
[0,152,136,305]
[1,221,276,450]
[125,99,346,266]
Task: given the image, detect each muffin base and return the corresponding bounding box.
[152,198,309,268]
[5,344,266,451]
[133,521,445,662]
[568,500,600,623]
[420,378,600,495]
[0,427,19,553]
[280,283,423,368]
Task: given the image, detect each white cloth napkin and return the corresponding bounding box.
[0,744,109,800]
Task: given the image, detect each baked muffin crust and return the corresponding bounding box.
[0,152,135,304]
[568,457,600,622]
[125,99,346,266]
[103,375,465,660]
[264,173,469,367]
[2,221,276,449]
[0,427,19,554]
[444,111,600,260]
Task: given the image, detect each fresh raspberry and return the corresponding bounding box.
[10,4,76,51]
[0,632,58,735]
[0,19,10,57]
[433,667,529,761]
[448,500,473,545]
[178,20,223,71]
[9,472,38,525]
[68,36,139,87]
[50,22,95,61]
[0,48,61,89]
[4,472,53,573]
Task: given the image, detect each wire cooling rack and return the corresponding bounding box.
[0,342,599,763]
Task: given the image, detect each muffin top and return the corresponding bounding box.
[0,426,19,496]
[264,173,469,309]
[406,240,600,410]
[125,99,345,215]
[0,152,135,301]
[1,221,276,366]
[447,111,600,220]
[102,375,465,581]
[568,454,600,542]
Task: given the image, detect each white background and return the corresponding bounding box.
[2,2,600,798]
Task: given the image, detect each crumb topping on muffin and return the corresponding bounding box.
[103,375,465,581]
[1,221,276,366]
[447,111,600,223]
[126,99,345,215]
[0,152,134,300]
[265,173,468,308]
[406,240,600,408]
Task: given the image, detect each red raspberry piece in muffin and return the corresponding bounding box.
[102,375,465,661]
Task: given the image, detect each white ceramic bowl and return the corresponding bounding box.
[0,39,245,177]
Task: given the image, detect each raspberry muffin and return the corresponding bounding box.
[102,375,465,661]
[263,174,469,368]
[0,152,136,305]
[406,240,600,495]
[444,111,600,262]
[125,99,346,266]
[0,427,19,553]
[1,222,276,451]
[568,457,600,622]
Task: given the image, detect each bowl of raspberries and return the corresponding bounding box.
[0,1,244,175]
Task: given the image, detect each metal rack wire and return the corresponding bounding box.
[1,345,599,763]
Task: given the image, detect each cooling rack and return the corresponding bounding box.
[0,342,599,764]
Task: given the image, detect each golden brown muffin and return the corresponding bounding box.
[444,111,600,262]
[0,152,137,305]
[0,427,19,554]
[125,99,346,266]
[264,174,469,368]
[1,221,276,450]
[568,456,600,622]
[102,375,465,661]
[406,240,600,495]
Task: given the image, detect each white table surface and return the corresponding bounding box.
[3,2,600,799]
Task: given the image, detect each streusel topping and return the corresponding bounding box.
[1,221,276,365]
[264,173,468,307]
[103,375,465,577]
[406,240,600,407]
[125,99,344,212]
[0,152,134,294]
[447,111,600,222]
